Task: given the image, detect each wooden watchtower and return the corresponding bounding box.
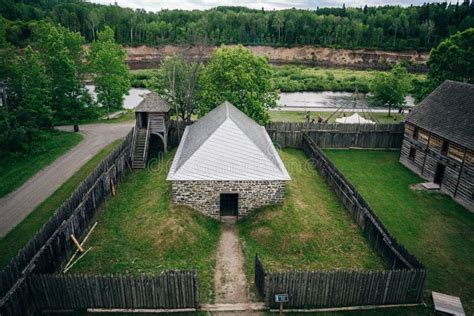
[132,92,171,169]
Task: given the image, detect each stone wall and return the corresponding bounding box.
[171,180,286,218]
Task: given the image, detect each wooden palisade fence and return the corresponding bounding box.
[261,268,426,309]
[254,133,427,309]
[0,121,420,314]
[266,122,404,149]
[0,127,199,315]
[28,272,199,310]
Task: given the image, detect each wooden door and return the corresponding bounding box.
[434,163,446,185]
[140,113,148,128]
[220,193,238,216]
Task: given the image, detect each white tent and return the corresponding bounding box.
[335,113,375,124]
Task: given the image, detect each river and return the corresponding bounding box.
[86,86,415,112]
[278,91,415,112]
[86,85,150,110]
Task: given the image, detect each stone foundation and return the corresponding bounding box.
[171,180,286,218]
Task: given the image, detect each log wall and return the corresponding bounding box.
[400,123,474,211]
[28,272,199,310]
[265,122,404,149]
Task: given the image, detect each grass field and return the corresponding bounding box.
[238,149,385,280]
[269,110,405,123]
[325,150,474,315]
[0,139,122,268]
[273,65,375,93]
[70,150,221,304]
[131,65,425,94]
[0,131,83,198]
[272,65,425,93]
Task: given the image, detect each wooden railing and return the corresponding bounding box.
[130,125,137,159]
[143,116,151,163]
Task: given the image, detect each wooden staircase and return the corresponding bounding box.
[131,128,148,169]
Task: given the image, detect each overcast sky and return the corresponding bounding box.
[89,0,447,12]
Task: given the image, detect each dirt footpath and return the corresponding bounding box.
[214,222,249,304]
[0,122,133,238]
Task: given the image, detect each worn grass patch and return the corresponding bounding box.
[238,149,385,282]
[77,110,135,125]
[0,139,122,268]
[325,149,474,315]
[70,150,221,304]
[0,130,83,198]
[269,110,405,124]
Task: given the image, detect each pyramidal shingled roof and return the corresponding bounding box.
[406,80,474,150]
[167,101,291,181]
[135,92,171,112]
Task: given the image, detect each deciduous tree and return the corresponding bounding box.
[88,26,130,112]
[428,28,474,85]
[155,53,202,124]
[198,45,277,124]
[370,64,411,117]
[34,22,91,124]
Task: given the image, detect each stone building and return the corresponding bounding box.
[167,101,291,218]
[400,80,474,211]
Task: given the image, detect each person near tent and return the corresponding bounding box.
[305,111,311,123]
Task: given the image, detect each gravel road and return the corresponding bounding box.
[0,122,133,238]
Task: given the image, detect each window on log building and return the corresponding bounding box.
[413,126,419,140]
[418,129,430,145]
[429,134,443,152]
[448,143,465,162]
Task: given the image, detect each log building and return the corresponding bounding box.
[400,80,474,211]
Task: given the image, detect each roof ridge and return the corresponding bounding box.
[174,105,229,172]
[225,104,284,172]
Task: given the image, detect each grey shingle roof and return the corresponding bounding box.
[167,101,291,181]
[135,92,171,112]
[406,80,474,150]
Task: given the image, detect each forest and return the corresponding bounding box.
[1,0,473,51]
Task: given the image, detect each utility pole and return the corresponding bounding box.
[172,64,181,140]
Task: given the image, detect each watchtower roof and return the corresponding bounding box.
[135,92,171,112]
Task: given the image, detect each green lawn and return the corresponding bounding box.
[325,150,474,315]
[70,150,221,304]
[269,110,405,124]
[0,131,83,198]
[76,109,135,125]
[272,65,425,93]
[238,149,385,279]
[0,139,123,268]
